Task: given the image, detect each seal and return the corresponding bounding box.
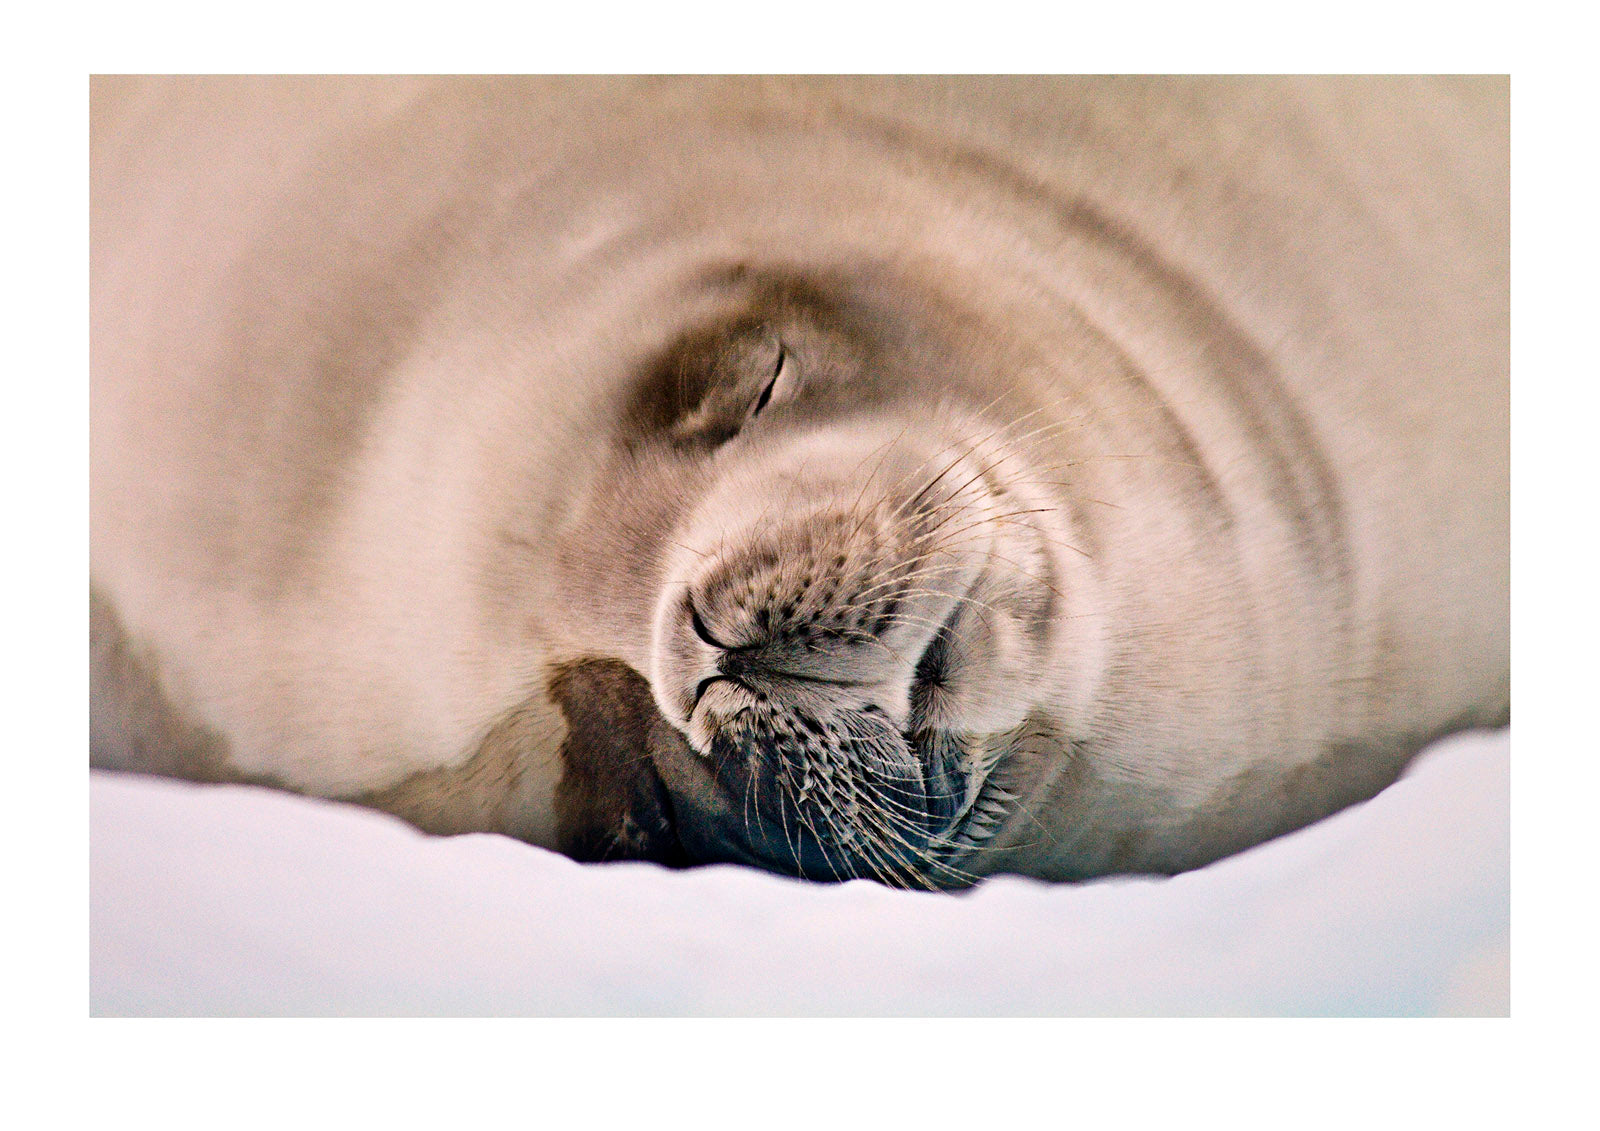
[90,76,1508,887]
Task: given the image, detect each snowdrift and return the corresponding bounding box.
[90,729,1508,1015]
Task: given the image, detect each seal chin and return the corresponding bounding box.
[646,699,1024,889]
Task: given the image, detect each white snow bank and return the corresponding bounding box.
[90,728,1508,1016]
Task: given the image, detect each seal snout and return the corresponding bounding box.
[640,418,1067,883]
[643,501,995,882]
[660,507,977,745]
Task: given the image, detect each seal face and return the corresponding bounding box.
[91,76,1509,888]
[545,271,1092,886]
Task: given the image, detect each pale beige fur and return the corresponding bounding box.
[90,76,1507,880]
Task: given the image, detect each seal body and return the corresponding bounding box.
[90,76,1508,886]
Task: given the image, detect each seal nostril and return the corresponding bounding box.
[688,597,730,650]
[913,591,965,690]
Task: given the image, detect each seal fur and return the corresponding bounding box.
[90,76,1508,886]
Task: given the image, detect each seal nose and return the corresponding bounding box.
[654,517,976,748]
[679,586,916,743]
[649,588,732,737]
[643,461,999,880]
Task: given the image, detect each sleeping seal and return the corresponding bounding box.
[90,76,1508,887]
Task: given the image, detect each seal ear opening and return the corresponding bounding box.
[548,658,695,867]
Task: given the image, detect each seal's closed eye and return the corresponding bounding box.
[624,322,794,449]
[747,344,791,421]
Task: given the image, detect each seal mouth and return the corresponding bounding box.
[666,585,1038,887]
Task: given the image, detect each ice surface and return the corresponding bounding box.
[89,729,1508,1015]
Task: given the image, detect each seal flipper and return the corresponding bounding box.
[548,655,825,876]
[548,658,691,867]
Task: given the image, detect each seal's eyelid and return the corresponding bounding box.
[748,342,796,421]
[750,347,783,417]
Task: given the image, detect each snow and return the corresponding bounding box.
[90,728,1508,1016]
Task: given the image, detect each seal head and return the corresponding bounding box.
[552,273,1088,888]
